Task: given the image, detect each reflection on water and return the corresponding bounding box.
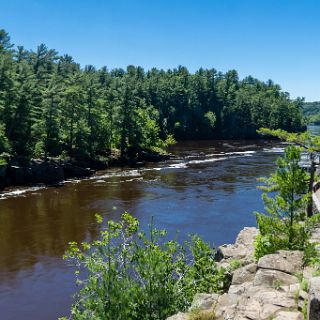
[0,139,284,320]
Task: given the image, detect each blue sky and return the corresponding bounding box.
[1,0,319,101]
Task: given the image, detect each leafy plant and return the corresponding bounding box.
[64,213,228,320]
[0,157,7,166]
[272,279,283,290]
[189,308,216,320]
[254,146,311,259]
[301,278,309,292]
[228,259,242,271]
[258,128,320,217]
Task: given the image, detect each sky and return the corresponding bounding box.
[1,0,319,101]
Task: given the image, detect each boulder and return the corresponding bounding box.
[221,297,283,320]
[26,161,65,184]
[274,311,303,320]
[249,287,297,308]
[303,266,314,283]
[63,163,92,179]
[309,227,320,257]
[239,298,261,319]
[310,226,320,243]
[239,299,283,320]
[6,165,26,186]
[139,150,170,162]
[257,250,304,275]
[308,277,320,320]
[216,244,248,261]
[214,293,230,319]
[216,227,258,264]
[221,305,239,320]
[190,293,220,311]
[259,304,283,319]
[216,285,298,319]
[0,164,7,188]
[280,283,300,293]
[215,292,252,319]
[253,268,299,287]
[235,227,259,246]
[232,263,257,285]
[228,282,253,305]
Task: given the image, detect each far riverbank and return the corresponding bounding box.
[0,150,170,190]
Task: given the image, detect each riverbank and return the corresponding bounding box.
[168,226,320,320]
[0,150,171,190]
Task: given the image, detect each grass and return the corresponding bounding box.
[189,309,216,320]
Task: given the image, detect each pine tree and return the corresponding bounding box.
[255,146,310,258]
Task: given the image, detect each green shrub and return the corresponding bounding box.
[0,157,7,166]
[0,123,10,155]
[254,146,311,260]
[33,141,45,159]
[64,213,228,320]
[228,259,242,271]
[189,308,216,320]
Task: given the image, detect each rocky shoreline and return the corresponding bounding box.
[168,227,320,320]
[0,151,171,190]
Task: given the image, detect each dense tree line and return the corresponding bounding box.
[0,29,305,164]
[303,101,320,124]
[303,101,320,116]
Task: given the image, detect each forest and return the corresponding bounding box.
[303,101,320,124]
[0,29,306,165]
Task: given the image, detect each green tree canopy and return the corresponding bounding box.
[0,29,306,165]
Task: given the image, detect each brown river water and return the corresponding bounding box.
[0,138,294,319]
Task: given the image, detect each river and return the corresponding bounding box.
[0,138,294,319]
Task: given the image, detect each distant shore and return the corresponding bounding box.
[0,151,171,190]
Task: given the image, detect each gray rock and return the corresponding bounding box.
[216,244,248,261]
[228,282,253,304]
[257,250,304,275]
[308,277,320,320]
[169,227,311,320]
[214,293,230,319]
[240,298,261,319]
[274,311,303,320]
[190,293,220,311]
[303,266,314,282]
[232,263,257,285]
[309,226,320,258]
[216,227,258,264]
[235,227,259,246]
[239,299,283,320]
[280,283,300,293]
[217,286,298,319]
[310,227,320,242]
[254,268,299,287]
[222,305,239,320]
[216,260,232,270]
[249,287,297,308]
[259,304,283,319]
